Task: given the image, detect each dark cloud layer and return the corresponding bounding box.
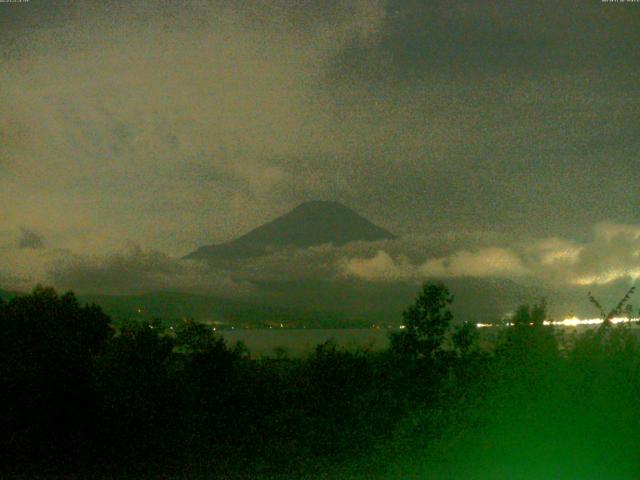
[18,227,45,249]
[47,243,252,297]
[0,1,638,304]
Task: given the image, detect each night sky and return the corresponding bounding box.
[1,1,639,307]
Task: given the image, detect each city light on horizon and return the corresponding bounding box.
[476,316,640,328]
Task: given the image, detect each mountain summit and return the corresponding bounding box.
[184,201,395,261]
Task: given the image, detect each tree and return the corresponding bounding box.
[0,286,113,468]
[452,321,479,357]
[92,320,177,463]
[390,282,454,360]
[171,321,254,448]
[497,299,559,377]
[512,300,547,328]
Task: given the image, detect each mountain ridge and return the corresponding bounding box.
[184,200,396,261]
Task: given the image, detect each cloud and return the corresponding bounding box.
[1,219,638,299]
[523,237,583,267]
[18,227,45,249]
[0,1,391,255]
[1,0,638,259]
[340,250,416,281]
[341,247,527,282]
[0,270,24,290]
[0,230,253,296]
[47,243,253,296]
[224,231,514,284]
[420,247,528,278]
[0,244,69,292]
[564,223,640,286]
[510,223,640,287]
[340,223,640,288]
[0,0,638,305]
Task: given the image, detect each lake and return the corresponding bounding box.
[219,328,391,356]
[218,323,640,357]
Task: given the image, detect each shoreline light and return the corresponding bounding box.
[476,317,640,328]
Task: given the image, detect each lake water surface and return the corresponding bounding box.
[219,324,640,357]
[219,328,390,356]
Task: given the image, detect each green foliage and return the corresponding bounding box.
[0,286,113,468]
[390,282,454,359]
[5,283,640,478]
[92,321,177,462]
[452,321,479,356]
[497,300,559,371]
[174,319,227,354]
[512,299,546,327]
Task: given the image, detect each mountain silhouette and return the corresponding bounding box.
[184,201,395,261]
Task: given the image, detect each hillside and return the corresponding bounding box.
[184,201,395,261]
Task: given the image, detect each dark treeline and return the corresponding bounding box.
[1,284,639,478]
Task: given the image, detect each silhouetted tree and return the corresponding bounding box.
[92,321,177,464]
[495,300,560,401]
[0,286,112,469]
[172,321,256,453]
[390,282,454,360]
[511,300,547,328]
[299,341,381,457]
[452,321,479,357]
